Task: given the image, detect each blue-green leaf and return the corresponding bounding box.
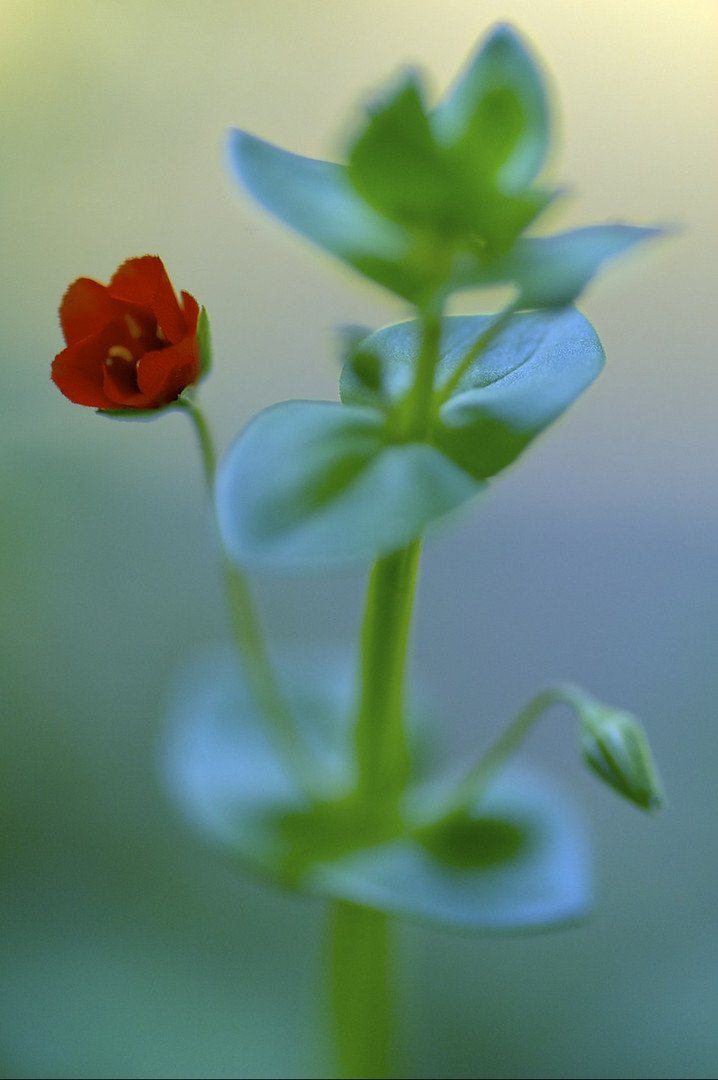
[434,23,549,193]
[227,130,404,260]
[163,646,355,875]
[226,130,434,301]
[430,23,553,251]
[215,400,483,572]
[165,650,591,930]
[228,29,664,307]
[308,769,591,930]
[486,225,665,308]
[347,66,550,253]
[348,76,456,232]
[341,308,604,481]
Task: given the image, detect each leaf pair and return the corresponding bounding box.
[220,25,662,574]
[216,308,604,572]
[346,26,550,252]
[164,647,591,931]
[227,25,552,306]
[227,25,660,308]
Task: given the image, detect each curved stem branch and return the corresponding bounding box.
[180,395,217,486]
[431,683,584,820]
[437,299,519,404]
[179,397,318,790]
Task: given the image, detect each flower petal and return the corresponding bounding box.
[180,290,200,332]
[109,256,187,344]
[59,277,119,346]
[52,336,123,410]
[102,353,148,407]
[136,336,201,406]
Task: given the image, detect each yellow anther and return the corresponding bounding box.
[124,314,142,339]
[156,326,167,343]
[107,345,133,362]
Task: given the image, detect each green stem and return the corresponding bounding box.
[431,683,580,819]
[221,560,318,788]
[180,395,216,486]
[330,902,392,1080]
[354,303,442,803]
[328,306,443,1079]
[436,299,519,404]
[354,541,421,801]
[179,397,317,791]
[401,308,441,440]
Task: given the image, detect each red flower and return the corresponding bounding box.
[52,255,203,411]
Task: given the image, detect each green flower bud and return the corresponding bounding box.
[577,703,664,813]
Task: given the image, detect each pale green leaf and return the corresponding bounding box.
[434,23,549,192]
[215,400,483,572]
[341,308,604,481]
[308,769,591,930]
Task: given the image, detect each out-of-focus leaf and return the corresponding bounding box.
[483,225,666,307]
[165,653,591,930]
[163,646,354,876]
[434,23,549,193]
[308,769,591,931]
[215,400,483,572]
[348,76,456,231]
[346,25,552,250]
[226,130,434,302]
[227,29,554,300]
[341,308,604,480]
[228,28,662,307]
[227,130,405,261]
[432,23,553,251]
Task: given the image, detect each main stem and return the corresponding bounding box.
[330,307,442,1079]
[330,902,391,1080]
[354,540,421,801]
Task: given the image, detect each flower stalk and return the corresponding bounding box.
[181,397,319,792]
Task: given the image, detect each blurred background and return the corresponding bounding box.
[1,1,716,1076]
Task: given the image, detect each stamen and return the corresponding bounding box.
[156,326,167,343]
[124,314,142,339]
[108,345,134,362]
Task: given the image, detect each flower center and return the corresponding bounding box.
[102,313,173,401]
[122,313,168,346]
[105,345,136,368]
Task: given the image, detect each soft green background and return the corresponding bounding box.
[1,1,716,1076]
